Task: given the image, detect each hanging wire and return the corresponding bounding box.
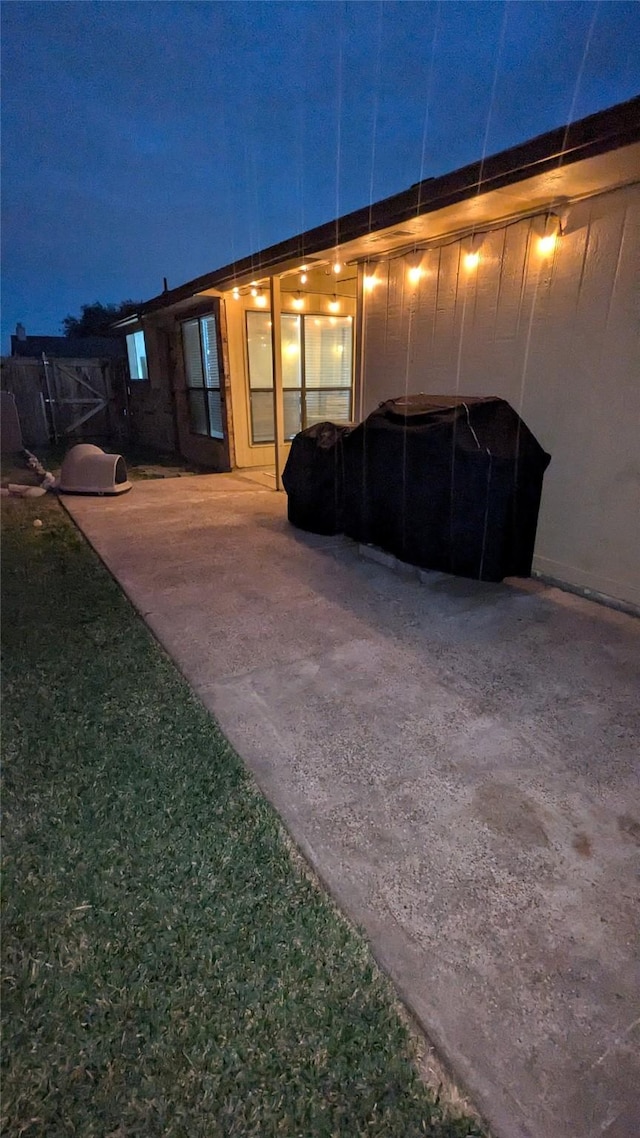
[296,100,306,256]
[559,0,600,164]
[415,0,441,218]
[400,258,414,558]
[217,98,239,288]
[510,4,599,514]
[398,2,441,556]
[355,1,601,575]
[444,0,509,577]
[334,0,345,255]
[367,0,384,232]
[476,0,509,196]
[463,401,493,580]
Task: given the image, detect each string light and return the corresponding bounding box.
[332,261,342,274]
[538,234,557,255]
[364,274,378,291]
[232,287,240,300]
[408,266,423,284]
[292,292,304,310]
[328,295,340,313]
[250,285,258,297]
[537,214,561,256]
[255,289,267,307]
[299,270,308,284]
[464,251,480,271]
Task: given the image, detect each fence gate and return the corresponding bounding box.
[45,358,128,440]
[1,356,129,447]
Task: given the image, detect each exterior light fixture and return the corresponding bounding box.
[406,251,424,285]
[536,213,561,256]
[538,234,557,255]
[464,233,484,271]
[328,295,340,313]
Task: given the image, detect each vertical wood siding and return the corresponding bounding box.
[360,183,640,606]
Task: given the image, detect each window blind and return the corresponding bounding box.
[304,316,352,389]
[200,316,221,389]
[181,315,223,439]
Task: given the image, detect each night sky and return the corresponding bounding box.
[2,0,639,351]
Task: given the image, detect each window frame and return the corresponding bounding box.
[180,314,224,440]
[126,330,148,382]
[245,309,353,445]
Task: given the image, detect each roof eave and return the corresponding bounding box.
[136,95,640,318]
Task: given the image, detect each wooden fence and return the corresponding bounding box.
[0,356,130,448]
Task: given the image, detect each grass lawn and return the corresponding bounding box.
[1,496,485,1138]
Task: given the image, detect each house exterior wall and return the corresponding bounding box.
[359,183,640,608]
[127,320,177,453]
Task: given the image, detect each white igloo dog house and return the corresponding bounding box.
[59,444,131,495]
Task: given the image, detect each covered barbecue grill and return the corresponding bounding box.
[343,395,551,581]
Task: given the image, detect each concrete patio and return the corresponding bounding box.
[63,474,640,1138]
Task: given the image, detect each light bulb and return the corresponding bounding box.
[464,251,480,271]
[332,261,342,274]
[250,286,258,297]
[292,293,304,310]
[408,266,422,284]
[300,272,308,284]
[364,274,377,291]
[538,233,558,255]
[232,288,240,300]
[328,296,340,313]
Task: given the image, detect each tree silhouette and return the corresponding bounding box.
[62,300,141,339]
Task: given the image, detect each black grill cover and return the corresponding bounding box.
[283,421,353,535]
[343,395,551,581]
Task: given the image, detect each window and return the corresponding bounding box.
[181,315,223,438]
[246,311,352,444]
[304,316,353,426]
[126,330,148,380]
